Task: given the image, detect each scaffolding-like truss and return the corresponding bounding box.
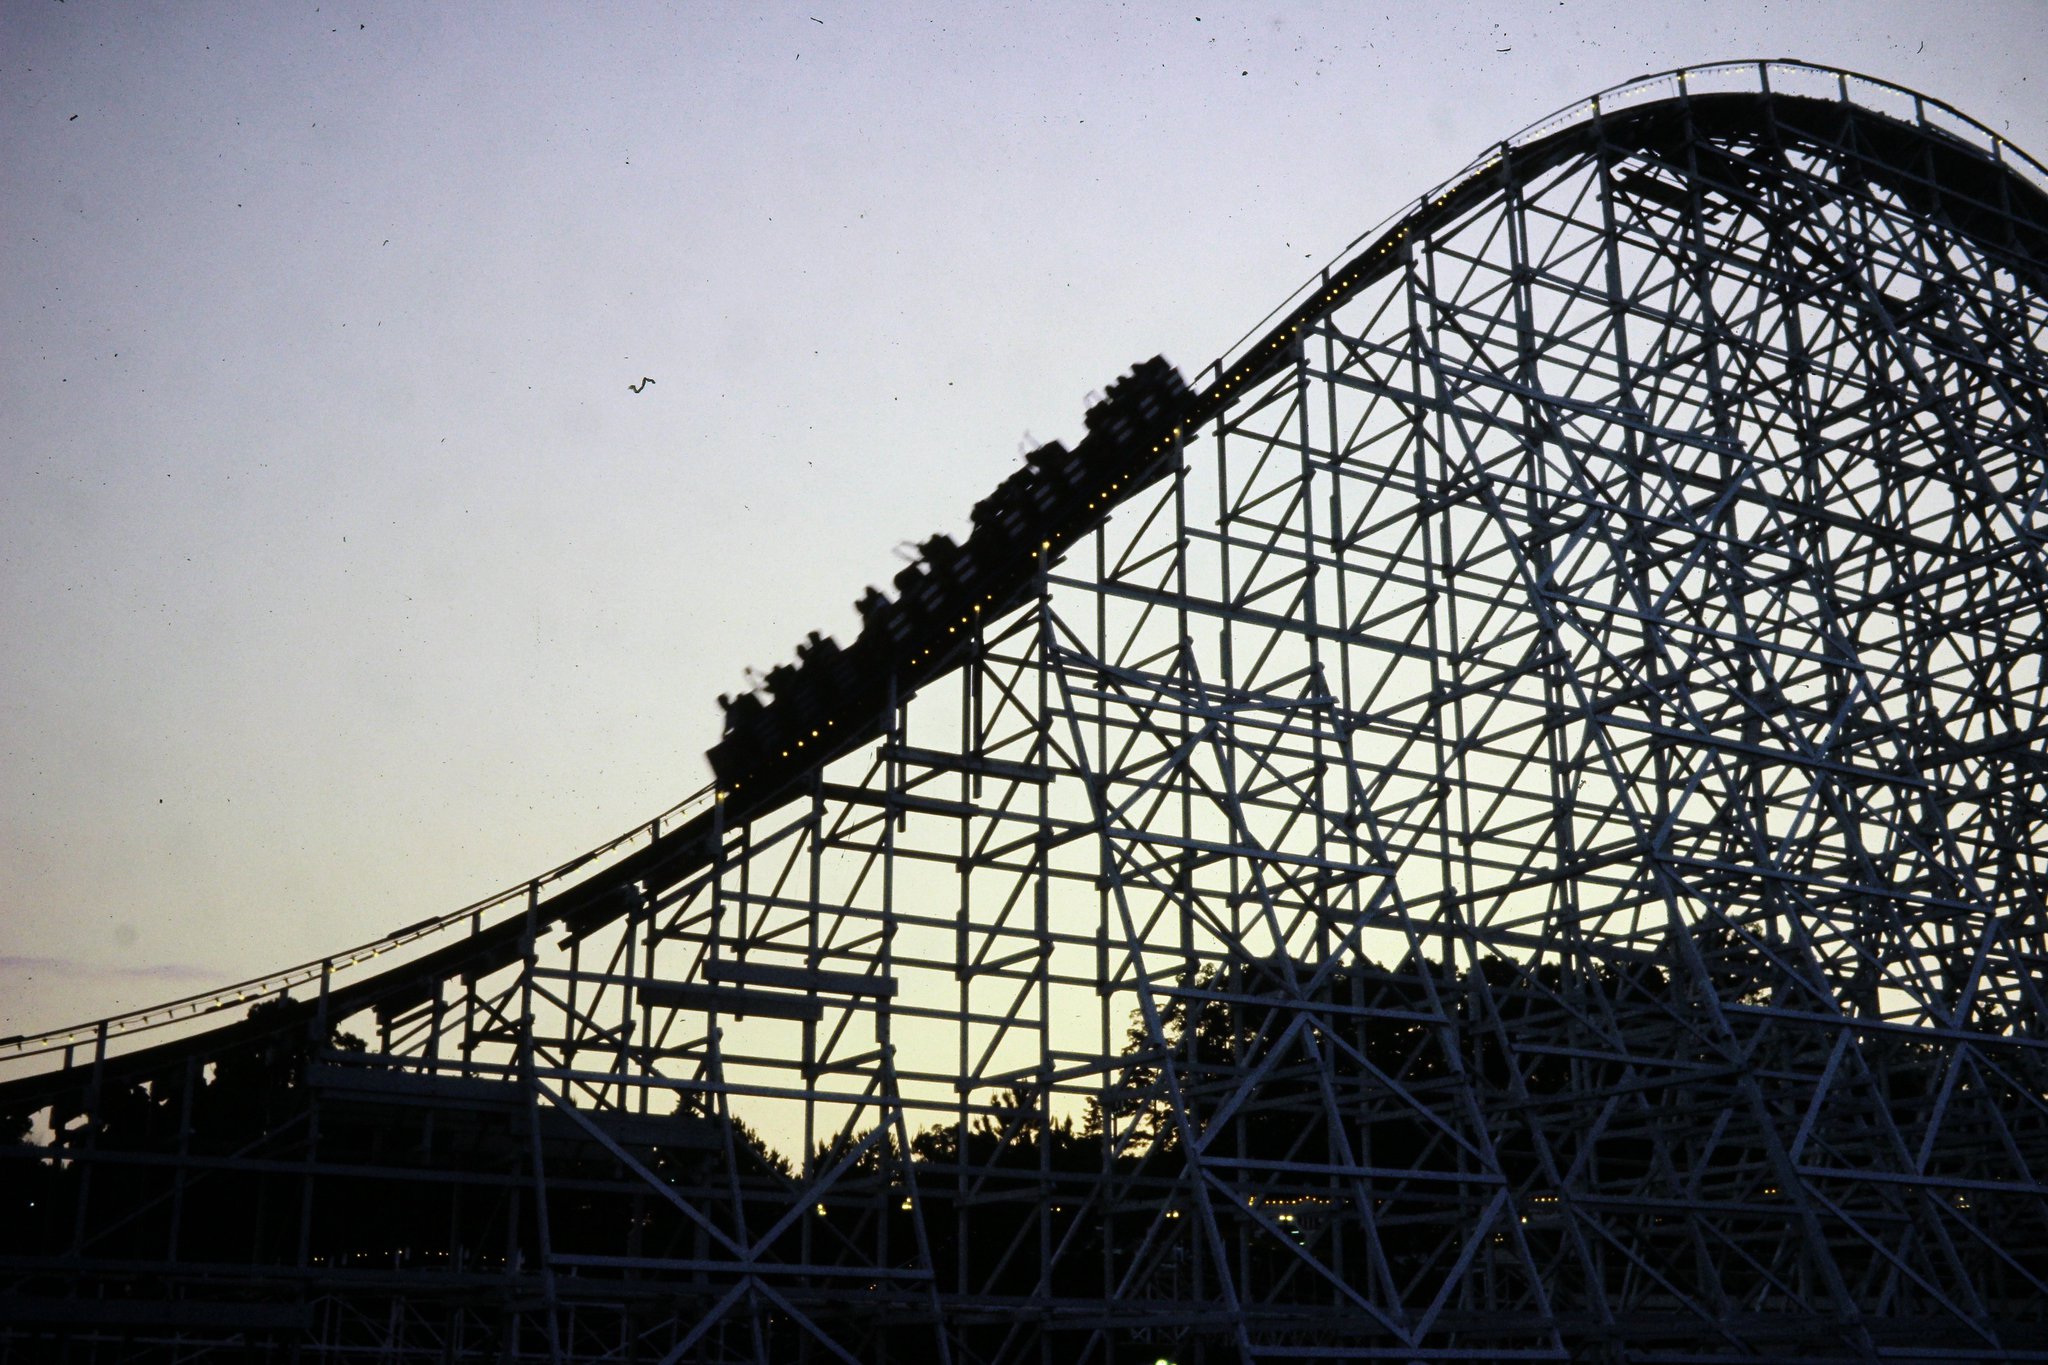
[4,61,2047,1364]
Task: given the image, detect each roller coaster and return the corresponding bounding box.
[4,60,2047,1363]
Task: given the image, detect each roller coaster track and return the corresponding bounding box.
[5,60,2048,1364]
[7,58,2040,1099]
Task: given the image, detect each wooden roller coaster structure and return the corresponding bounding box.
[4,60,2047,1364]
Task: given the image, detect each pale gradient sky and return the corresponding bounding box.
[3,0,2043,1037]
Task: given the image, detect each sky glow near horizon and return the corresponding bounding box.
[3,1,2044,1039]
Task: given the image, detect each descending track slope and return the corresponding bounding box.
[5,61,2048,1365]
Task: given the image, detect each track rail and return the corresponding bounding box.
[4,57,2042,1109]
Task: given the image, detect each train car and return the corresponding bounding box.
[709,357,1193,794]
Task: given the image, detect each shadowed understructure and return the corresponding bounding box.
[3,61,2046,1363]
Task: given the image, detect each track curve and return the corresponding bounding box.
[5,54,2043,1112]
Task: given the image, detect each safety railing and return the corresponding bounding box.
[1213,59,2047,383]
[0,780,719,1080]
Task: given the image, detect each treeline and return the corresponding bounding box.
[4,922,2044,1353]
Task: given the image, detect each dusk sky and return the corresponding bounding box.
[4,1,2044,1039]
